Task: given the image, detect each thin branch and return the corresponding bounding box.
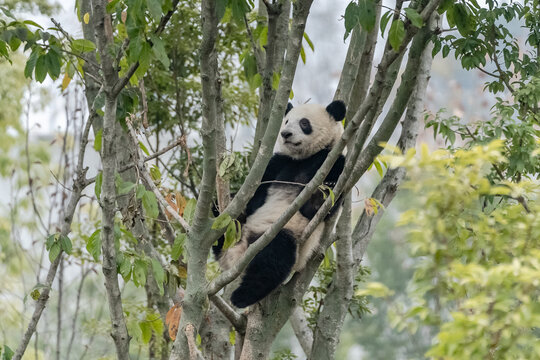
[126,121,191,230]
[209,295,247,332]
[12,113,94,360]
[185,324,205,360]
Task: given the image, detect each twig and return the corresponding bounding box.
[209,294,247,332]
[12,113,94,360]
[126,121,191,230]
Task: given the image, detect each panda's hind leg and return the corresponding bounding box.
[230,229,296,308]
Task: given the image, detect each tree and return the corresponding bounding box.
[1,0,532,359]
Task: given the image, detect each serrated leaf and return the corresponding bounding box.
[151,259,165,295]
[95,172,103,200]
[71,39,96,53]
[60,235,72,254]
[86,229,101,261]
[212,213,232,230]
[94,128,102,152]
[48,242,61,263]
[172,233,186,259]
[404,8,423,28]
[142,191,159,218]
[388,20,405,51]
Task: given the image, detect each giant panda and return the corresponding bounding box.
[214,100,346,308]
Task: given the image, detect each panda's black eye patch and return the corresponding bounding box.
[299,118,312,134]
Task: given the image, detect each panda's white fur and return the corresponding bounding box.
[216,100,347,308]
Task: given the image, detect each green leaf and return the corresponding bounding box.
[230,0,251,24]
[59,235,72,254]
[139,141,150,156]
[136,184,146,199]
[150,165,161,182]
[106,0,121,13]
[272,72,280,90]
[380,11,393,37]
[216,0,227,20]
[46,234,56,250]
[343,1,359,39]
[147,0,163,20]
[151,35,170,68]
[373,159,384,178]
[48,242,61,263]
[86,229,102,261]
[452,3,472,36]
[183,199,197,225]
[388,20,405,51]
[94,128,102,152]
[119,256,132,281]
[303,32,314,51]
[24,49,39,78]
[115,175,136,195]
[442,44,450,58]
[45,50,61,79]
[35,54,48,83]
[95,172,103,200]
[142,191,159,218]
[2,345,14,360]
[23,20,44,29]
[229,330,236,345]
[404,8,423,28]
[133,259,147,287]
[151,259,165,295]
[432,39,442,57]
[71,39,96,53]
[358,0,377,31]
[212,213,232,230]
[224,220,237,249]
[139,321,152,344]
[172,233,186,259]
[300,46,306,64]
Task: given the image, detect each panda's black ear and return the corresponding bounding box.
[326,100,346,122]
[285,102,294,115]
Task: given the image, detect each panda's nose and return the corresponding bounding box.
[281,130,292,139]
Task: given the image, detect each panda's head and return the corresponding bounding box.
[275,100,346,160]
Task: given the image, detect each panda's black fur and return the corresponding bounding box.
[214,100,346,308]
